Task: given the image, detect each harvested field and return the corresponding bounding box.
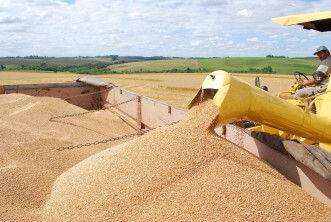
[0,71,296,109]
[0,71,83,84]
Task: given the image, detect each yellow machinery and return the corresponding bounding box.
[189,70,331,151]
[189,10,331,151]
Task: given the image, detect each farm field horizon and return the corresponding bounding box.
[0,56,318,75]
[0,71,295,109]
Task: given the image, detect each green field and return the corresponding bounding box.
[198,57,317,75]
[108,59,201,72]
[0,57,319,75]
[108,57,318,75]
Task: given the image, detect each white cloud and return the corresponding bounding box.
[0,13,24,23]
[190,40,203,46]
[247,37,259,42]
[0,0,330,57]
[237,9,253,17]
[128,12,140,19]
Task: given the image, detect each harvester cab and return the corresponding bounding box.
[272,11,331,114]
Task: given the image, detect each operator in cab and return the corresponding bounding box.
[295,45,331,99]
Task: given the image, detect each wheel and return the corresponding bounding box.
[294,71,309,82]
[294,72,309,89]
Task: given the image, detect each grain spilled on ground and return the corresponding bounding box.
[42,99,330,221]
[0,93,134,222]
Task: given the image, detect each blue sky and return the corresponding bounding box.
[0,0,330,57]
[64,0,76,5]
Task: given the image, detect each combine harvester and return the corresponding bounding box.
[1,11,331,207]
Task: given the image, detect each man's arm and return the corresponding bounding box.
[298,78,319,86]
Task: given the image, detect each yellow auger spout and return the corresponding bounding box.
[190,70,331,150]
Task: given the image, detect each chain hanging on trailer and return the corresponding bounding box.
[50,97,138,121]
[57,132,138,151]
[56,119,182,151]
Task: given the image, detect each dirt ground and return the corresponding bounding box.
[0,71,296,109]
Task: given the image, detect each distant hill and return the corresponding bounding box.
[0,56,319,75]
[108,59,201,72]
[108,57,318,75]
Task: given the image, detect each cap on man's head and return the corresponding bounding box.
[314,46,329,55]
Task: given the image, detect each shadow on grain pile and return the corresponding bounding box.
[42,99,331,221]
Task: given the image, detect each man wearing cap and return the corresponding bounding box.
[295,45,331,99]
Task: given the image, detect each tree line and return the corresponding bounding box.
[0,62,275,74]
[26,62,115,74]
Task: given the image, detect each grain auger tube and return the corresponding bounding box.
[189,70,331,151]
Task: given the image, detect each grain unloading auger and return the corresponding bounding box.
[189,70,331,151]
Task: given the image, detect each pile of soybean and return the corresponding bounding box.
[42,99,330,221]
[0,94,134,221]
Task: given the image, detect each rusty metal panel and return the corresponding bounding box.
[111,87,139,120]
[140,96,186,129]
[2,82,104,110]
[102,87,140,130]
[2,81,187,130]
[103,86,186,130]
